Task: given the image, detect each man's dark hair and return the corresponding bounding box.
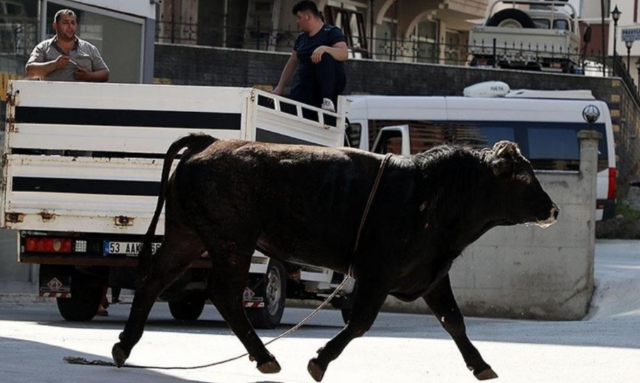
[292,1,319,17]
[54,9,77,24]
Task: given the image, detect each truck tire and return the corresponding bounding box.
[56,277,103,321]
[168,293,207,321]
[246,260,286,329]
[486,9,536,29]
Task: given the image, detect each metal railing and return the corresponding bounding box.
[611,54,640,109]
[154,21,639,79]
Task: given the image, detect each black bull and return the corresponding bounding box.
[113,134,558,381]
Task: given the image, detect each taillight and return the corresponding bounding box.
[25,237,72,253]
[608,168,617,200]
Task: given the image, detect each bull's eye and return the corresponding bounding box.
[516,173,533,184]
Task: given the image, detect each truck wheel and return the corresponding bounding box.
[246,260,286,329]
[487,9,536,29]
[168,293,207,321]
[56,279,103,321]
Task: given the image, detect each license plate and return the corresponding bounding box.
[103,241,161,256]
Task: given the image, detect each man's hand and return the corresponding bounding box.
[54,55,70,69]
[311,46,327,64]
[74,66,90,81]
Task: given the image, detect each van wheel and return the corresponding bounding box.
[246,260,286,329]
[487,9,536,29]
[169,293,207,320]
[56,276,103,321]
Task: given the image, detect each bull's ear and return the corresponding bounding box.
[493,141,518,159]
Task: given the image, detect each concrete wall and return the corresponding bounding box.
[384,133,601,320]
[154,44,640,197]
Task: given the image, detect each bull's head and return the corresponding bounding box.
[489,141,559,228]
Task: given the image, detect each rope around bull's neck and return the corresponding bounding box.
[64,153,394,370]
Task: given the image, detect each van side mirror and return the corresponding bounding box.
[583,26,592,44]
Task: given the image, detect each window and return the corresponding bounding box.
[369,119,609,172]
[369,119,446,154]
[373,129,403,154]
[553,20,570,31]
[444,30,462,65]
[325,6,368,58]
[451,125,515,149]
[412,20,438,64]
[532,19,551,29]
[346,122,362,148]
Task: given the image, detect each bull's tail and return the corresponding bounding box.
[138,133,217,266]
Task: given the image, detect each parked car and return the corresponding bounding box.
[468,0,581,73]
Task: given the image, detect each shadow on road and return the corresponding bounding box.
[0,336,222,383]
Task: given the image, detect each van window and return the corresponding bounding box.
[369,119,609,172]
[346,122,362,148]
[451,124,515,149]
[452,121,609,172]
[373,130,403,154]
[528,127,579,159]
[369,119,446,153]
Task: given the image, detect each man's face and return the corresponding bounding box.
[296,11,312,32]
[53,13,77,41]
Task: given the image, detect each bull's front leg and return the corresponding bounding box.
[308,278,388,382]
[423,274,498,380]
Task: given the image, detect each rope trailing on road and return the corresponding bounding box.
[64,276,350,370]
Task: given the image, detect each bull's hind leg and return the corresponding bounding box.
[112,226,204,367]
[423,274,498,380]
[204,238,281,374]
[308,278,388,382]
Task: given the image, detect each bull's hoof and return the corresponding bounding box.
[257,359,281,374]
[307,358,326,382]
[475,367,498,380]
[111,343,129,368]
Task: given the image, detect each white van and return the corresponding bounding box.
[346,89,616,221]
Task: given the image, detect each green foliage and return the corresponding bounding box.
[616,202,640,222]
[596,202,640,239]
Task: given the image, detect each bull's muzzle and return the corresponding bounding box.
[536,204,559,228]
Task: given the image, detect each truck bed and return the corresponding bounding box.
[2,81,346,235]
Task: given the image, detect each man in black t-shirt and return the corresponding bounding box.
[273,1,348,112]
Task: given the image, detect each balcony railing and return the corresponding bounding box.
[155,21,634,81]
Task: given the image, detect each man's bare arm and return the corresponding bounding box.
[273,52,298,95]
[25,56,69,79]
[311,42,348,63]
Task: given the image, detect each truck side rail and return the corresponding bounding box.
[250,90,347,148]
[1,81,347,234]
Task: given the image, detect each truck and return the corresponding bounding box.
[1,80,355,328]
[468,0,581,73]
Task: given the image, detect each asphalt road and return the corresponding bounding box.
[0,240,638,383]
